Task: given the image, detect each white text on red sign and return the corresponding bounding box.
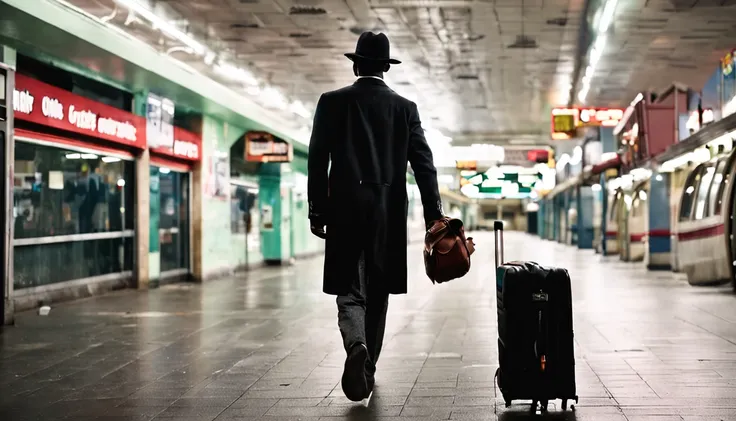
[12,89,138,142]
[173,140,198,159]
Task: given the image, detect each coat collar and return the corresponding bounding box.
[354,76,387,87]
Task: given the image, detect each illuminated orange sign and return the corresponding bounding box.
[551,108,579,140]
[551,107,624,139]
[456,160,477,170]
[722,49,734,76]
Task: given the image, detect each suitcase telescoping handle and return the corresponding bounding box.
[494,220,504,268]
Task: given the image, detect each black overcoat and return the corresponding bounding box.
[307,77,443,296]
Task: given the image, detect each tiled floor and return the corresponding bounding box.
[2,231,736,421]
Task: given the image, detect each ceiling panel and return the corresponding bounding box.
[61,0,736,146]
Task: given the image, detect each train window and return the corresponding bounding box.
[631,188,647,217]
[679,164,704,222]
[694,164,716,220]
[714,152,736,216]
[706,159,727,217]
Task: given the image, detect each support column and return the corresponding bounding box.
[132,92,153,289]
[135,149,151,289]
[191,154,204,282]
[1,46,16,325]
[537,201,545,237]
[577,186,594,249]
[600,174,609,256]
[647,172,671,270]
[259,163,283,263]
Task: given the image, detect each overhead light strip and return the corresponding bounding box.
[577,0,619,104]
[90,0,314,124]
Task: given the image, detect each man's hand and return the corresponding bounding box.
[310,221,327,240]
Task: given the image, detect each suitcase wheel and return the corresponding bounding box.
[531,400,548,412]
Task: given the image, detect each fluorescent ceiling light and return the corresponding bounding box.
[261,86,288,110]
[578,86,589,103]
[102,157,121,163]
[81,153,98,159]
[214,62,259,86]
[159,167,171,174]
[65,153,81,159]
[631,93,644,106]
[598,0,619,34]
[113,0,207,55]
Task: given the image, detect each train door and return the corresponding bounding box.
[670,166,691,272]
[718,150,736,286]
[606,190,619,255]
[615,190,628,260]
[0,65,11,324]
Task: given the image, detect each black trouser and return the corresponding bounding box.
[336,252,389,378]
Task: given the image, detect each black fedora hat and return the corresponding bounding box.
[345,31,401,64]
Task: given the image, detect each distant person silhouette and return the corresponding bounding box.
[307,31,444,401]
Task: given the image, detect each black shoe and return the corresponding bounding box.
[342,343,369,401]
[366,373,375,395]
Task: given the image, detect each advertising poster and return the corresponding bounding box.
[245,131,293,163]
[261,204,274,231]
[206,151,229,199]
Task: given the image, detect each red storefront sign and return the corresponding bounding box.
[151,127,201,162]
[13,74,146,149]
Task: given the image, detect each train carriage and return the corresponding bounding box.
[675,152,734,285]
[627,180,649,263]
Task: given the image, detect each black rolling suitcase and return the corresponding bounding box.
[493,221,578,411]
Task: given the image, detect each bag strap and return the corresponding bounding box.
[425,219,451,252]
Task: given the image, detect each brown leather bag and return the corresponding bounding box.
[423,217,476,284]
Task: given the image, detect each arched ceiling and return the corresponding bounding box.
[56,0,736,147]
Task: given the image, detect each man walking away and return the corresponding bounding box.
[307,32,444,402]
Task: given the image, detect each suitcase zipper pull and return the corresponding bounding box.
[540,355,546,372]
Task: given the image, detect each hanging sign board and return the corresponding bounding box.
[551,107,624,139]
[551,108,578,140]
[146,93,175,149]
[13,74,147,149]
[579,108,624,127]
[245,131,293,163]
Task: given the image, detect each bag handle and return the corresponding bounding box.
[494,220,504,268]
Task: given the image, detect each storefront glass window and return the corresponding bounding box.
[158,168,189,272]
[13,141,135,289]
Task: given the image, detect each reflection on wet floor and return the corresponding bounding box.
[1,231,736,420]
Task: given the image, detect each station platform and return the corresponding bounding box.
[2,231,736,421]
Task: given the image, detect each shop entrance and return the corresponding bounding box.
[230,181,260,270]
[157,167,190,280]
[0,65,9,324]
